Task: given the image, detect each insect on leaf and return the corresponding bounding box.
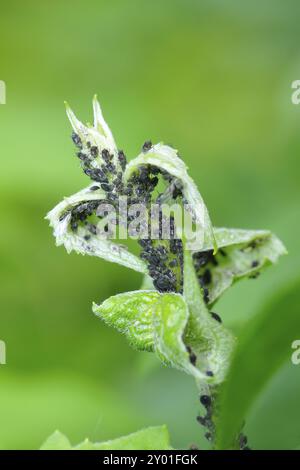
[183,249,235,385]
[46,185,147,274]
[193,227,287,306]
[124,143,217,253]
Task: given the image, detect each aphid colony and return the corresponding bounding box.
[197,393,215,444]
[72,131,126,203]
[64,135,185,294]
[196,392,251,449]
[193,244,260,310]
[193,249,219,305]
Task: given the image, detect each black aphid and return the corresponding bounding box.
[142,140,152,152]
[101,183,113,192]
[193,250,215,270]
[71,132,82,148]
[101,149,111,162]
[200,395,212,408]
[90,146,99,157]
[118,150,127,171]
[77,151,88,161]
[206,370,214,377]
[196,415,208,426]
[251,260,259,268]
[201,268,212,285]
[210,312,222,323]
[138,239,152,248]
[203,287,210,304]
[186,346,197,366]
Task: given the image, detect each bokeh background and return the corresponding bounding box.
[0,0,300,450]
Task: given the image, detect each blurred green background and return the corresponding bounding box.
[0,0,300,450]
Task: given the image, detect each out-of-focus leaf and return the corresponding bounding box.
[215,279,300,450]
[40,431,71,450]
[124,143,217,253]
[193,228,287,305]
[183,250,235,385]
[41,425,172,450]
[46,185,147,274]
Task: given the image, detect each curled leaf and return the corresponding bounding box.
[183,249,235,385]
[65,96,120,168]
[93,290,200,379]
[46,185,147,274]
[124,143,217,253]
[193,228,287,305]
[93,290,160,352]
[93,285,232,384]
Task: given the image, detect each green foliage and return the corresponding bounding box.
[41,426,172,450]
[215,279,300,449]
[1,0,298,450]
[50,96,287,450]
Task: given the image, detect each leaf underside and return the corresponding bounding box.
[46,184,147,274]
[193,227,287,306]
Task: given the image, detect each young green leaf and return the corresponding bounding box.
[124,143,217,253]
[183,250,235,385]
[193,228,287,305]
[41,425,172,450]
[151,291,204,380]
[46,185,147,274]
[214,279,300,450]
[93,285,234,384]
[93,290,203,380]
[93,290,160,352]
[65,96,121,170]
